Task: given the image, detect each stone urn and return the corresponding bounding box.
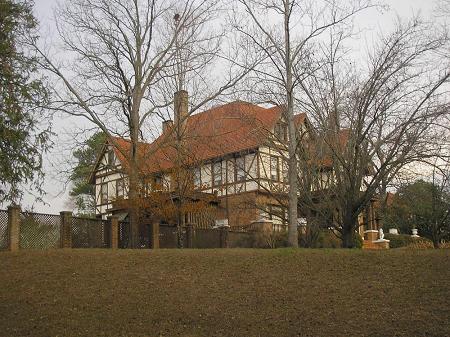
[411,228,419,237]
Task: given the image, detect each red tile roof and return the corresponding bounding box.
[111,101,307,174]
[108,138,152,173]
[307,128,352,168]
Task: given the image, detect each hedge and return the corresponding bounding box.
[384,233,433,248]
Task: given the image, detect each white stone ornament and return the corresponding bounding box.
[374,228,389,245]
[379,228,384,240]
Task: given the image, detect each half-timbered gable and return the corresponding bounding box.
[90,143,129,217]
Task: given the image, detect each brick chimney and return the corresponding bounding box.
[174,90,188,133]
[162,120,173,133]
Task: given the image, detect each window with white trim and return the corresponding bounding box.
[227,160,235,183]
[107,148,115,166]
[154,175,162,189]
[236,156,246,182]
[270,156,279,181]
[282,159,289,182]
[274,122,288,142]
[100,183,108,204]
[116,179,124,198]
[212,162,222,186]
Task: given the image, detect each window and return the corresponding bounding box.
[145,180,151,196]
[226,160,235,183]
[154,175,162,189]
[116,179,124,198]
[282,159,289,182]
[236,156,246,182]
[321,172,329,188]
[270,156,279,181]
[107,148,115,166]
[245,153,256,178]
[213,162,222,186]
[274,123,279,139]
[100,183,108,204]
[274,122,288,142]
[200,166,211,188]
[193,167,201,187]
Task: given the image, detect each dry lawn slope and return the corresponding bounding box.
[0,249,449,337]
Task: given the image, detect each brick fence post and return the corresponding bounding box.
[185,223,193,248]
[7,205,21,251]
[220,226,229,248]
[109,216,119,249]
[60,211,73,248]
[150,221,160,249]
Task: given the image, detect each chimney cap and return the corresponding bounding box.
[162,119,174,133]
[174,89,188,96]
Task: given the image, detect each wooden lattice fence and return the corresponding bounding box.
[228,229,253,248]
[0,210,8,250]
[72,217,110,248]
[0,207,258,250]
[159,224,179,248]
[118,221,129,248]
[117,221,154,248]
[192,228,221,248]
[19,212,61,249]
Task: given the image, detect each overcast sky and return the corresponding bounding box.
[14,0,441,213]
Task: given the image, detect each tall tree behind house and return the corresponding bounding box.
[32,0,254,247]
[232,0,376,247]
[297,18,449,247]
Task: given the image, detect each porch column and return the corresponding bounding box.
[7,205,20,251]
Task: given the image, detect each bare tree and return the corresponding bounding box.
[434,0,450,19]
[32,0,251,247]
[298,18,450,247]
[231,0,376,247]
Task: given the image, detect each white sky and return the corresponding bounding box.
[12,0,440,213]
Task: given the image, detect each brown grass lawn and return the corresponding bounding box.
[0,249,449,337]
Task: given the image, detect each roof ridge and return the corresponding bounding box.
[110,136,152,146]
[191,100,266,118]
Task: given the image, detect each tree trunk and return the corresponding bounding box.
[432,239,440,249]
[432,226,440,249]
[342,210,358,248]
[128,88,142,248]
[285,0,298,248]
[287,117,299,247]
[128,149,140,248]
[342,230,355,248]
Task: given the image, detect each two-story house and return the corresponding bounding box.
[89,90,377,236]
[90,90,312,228]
